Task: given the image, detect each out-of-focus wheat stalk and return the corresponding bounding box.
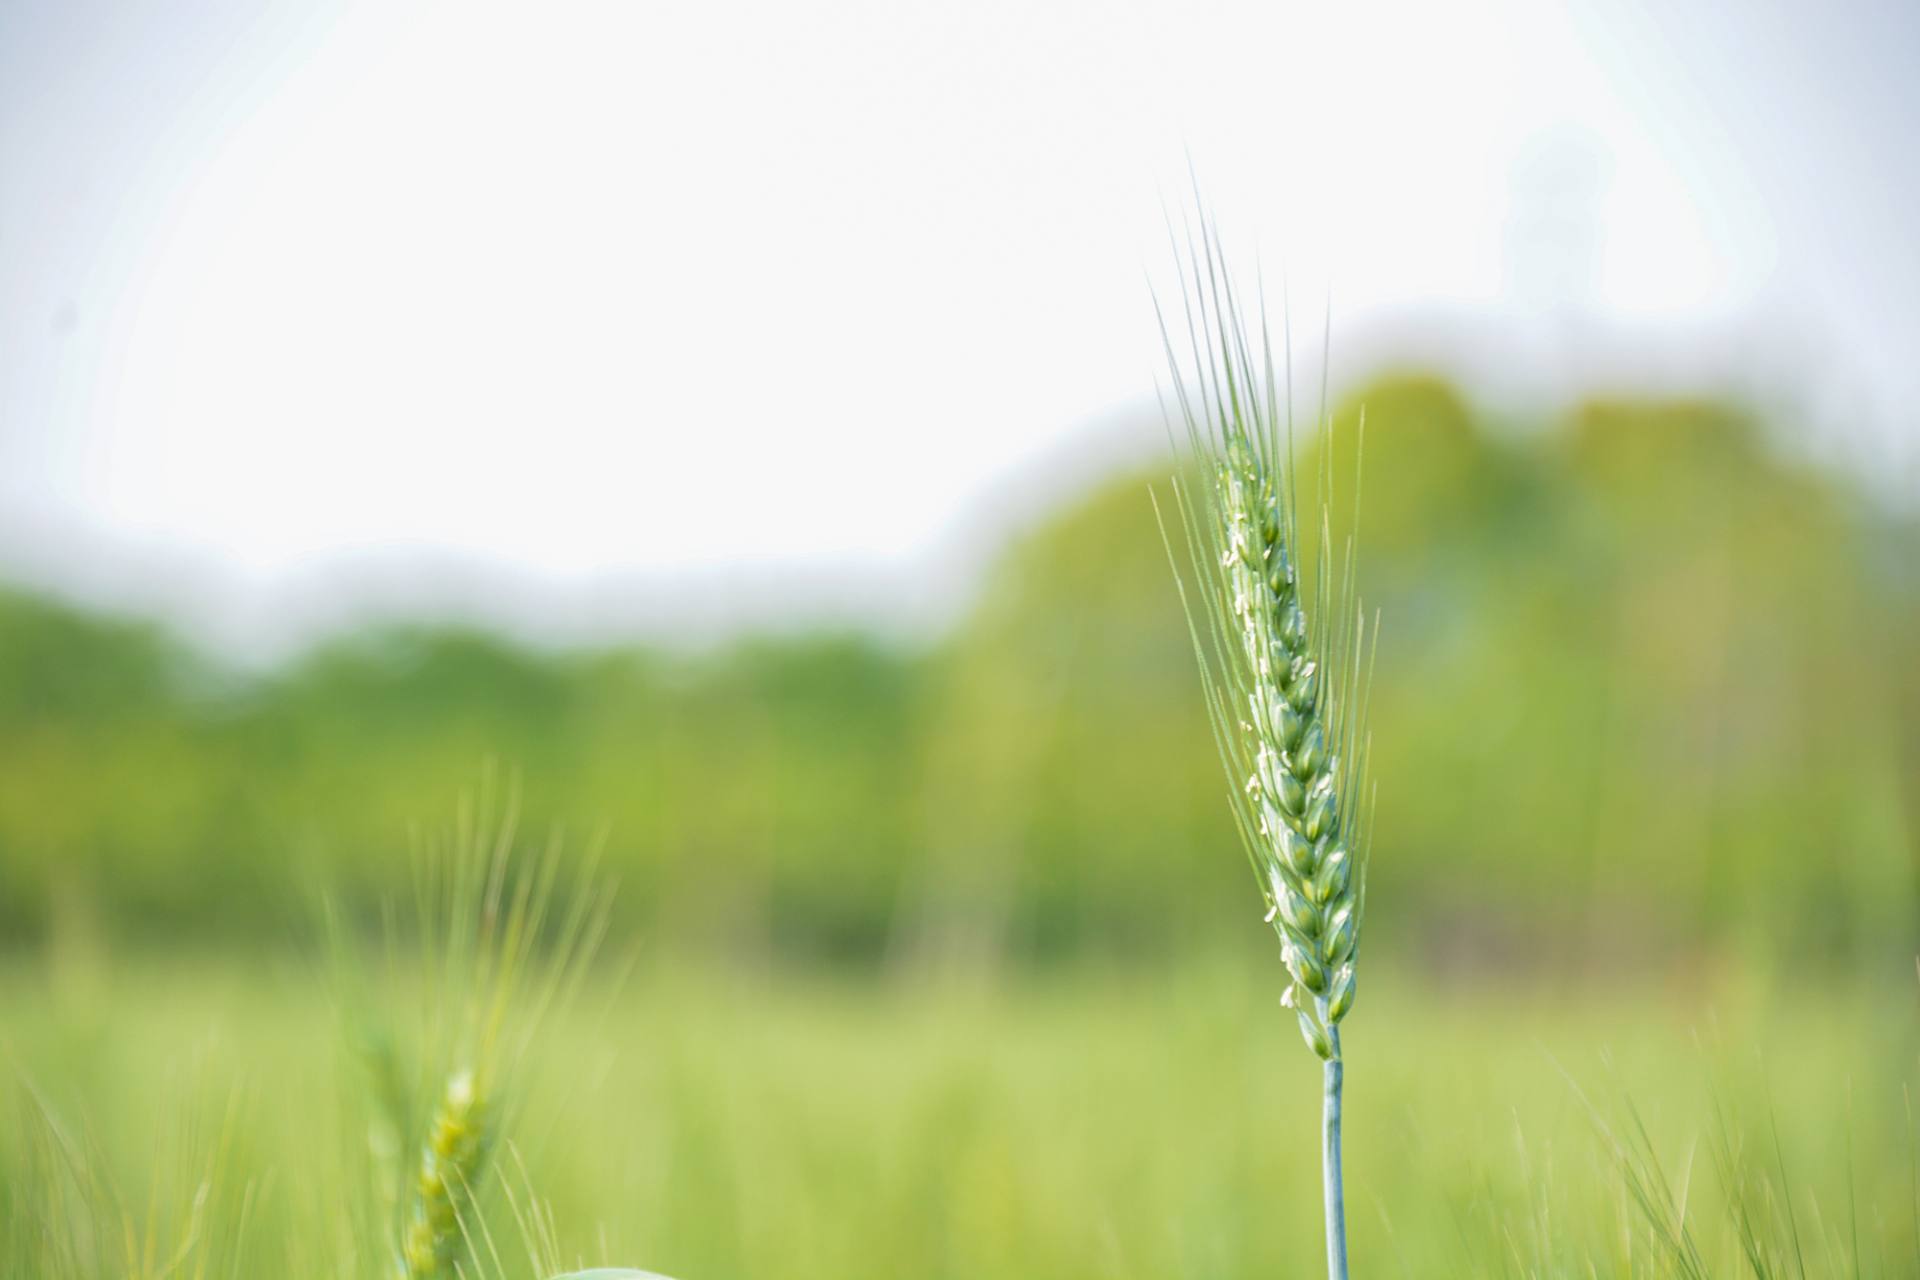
[357,776,616,1280]
[400,1068,489,1279]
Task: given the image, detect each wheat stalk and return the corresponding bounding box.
[1155,212,1376,1280]
[355,776,616,1280]
[401,1068,492,1279]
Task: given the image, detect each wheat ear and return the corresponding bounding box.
[400,1068,492,1279]
[1156,212,1376,1280]
[379,777,616,1280]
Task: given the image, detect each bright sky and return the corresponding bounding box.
[3,0,1916,651]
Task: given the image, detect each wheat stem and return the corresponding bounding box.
[1323,1027,1348,1280]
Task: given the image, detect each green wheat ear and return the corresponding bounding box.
[368,778,616,1280]
[1154,209,1377,1280]
[401,1068,491,1279]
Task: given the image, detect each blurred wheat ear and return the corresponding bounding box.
[1154,209,1376,1280]
[328,774,619,1280]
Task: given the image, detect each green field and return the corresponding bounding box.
[8,953,1918,1277]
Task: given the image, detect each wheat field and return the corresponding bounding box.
[6,949,1917,1278]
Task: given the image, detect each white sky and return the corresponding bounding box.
[2,0,1916,651]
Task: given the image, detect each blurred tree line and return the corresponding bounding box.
[2,374,1916,972]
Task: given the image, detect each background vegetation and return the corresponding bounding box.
[3,373,1914,972]
[5,372,1920,1274]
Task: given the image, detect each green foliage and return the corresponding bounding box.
[0,374,1915,968]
